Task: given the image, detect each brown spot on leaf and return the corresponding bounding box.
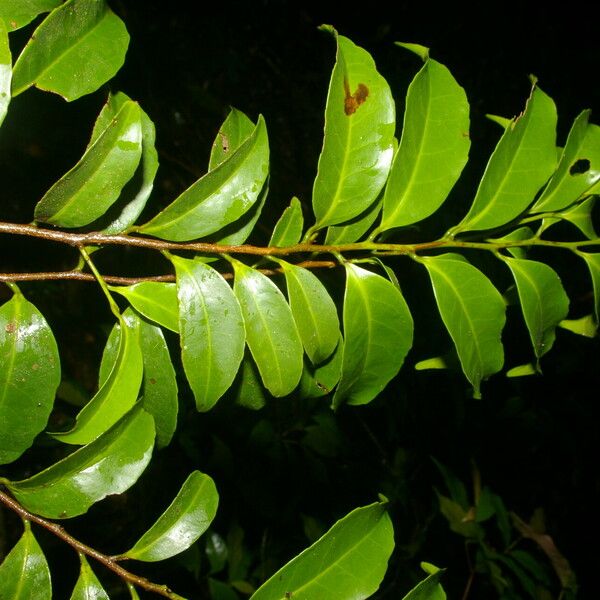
[149,377,157,385]
[5,322,16,334]
[343,78,369,116]
[32,363,40,371]
[10,21,17,29]
[219,132,230,153]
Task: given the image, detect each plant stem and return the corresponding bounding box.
[79,247,121,319]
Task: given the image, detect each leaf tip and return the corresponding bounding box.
[318,24,337,37]
[395,42,430,61]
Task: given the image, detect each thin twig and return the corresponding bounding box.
[0,489,186,599]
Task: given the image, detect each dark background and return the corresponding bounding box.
[1,1,599,598]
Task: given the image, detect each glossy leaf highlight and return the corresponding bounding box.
[70,554,109,600]
[0,19,10,128]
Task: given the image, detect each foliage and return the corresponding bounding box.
[0,1,598,598]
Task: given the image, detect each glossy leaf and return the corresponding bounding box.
[7,404,155,519]
[110,282,179,333]
[138,116,269,241]
[333,264,413,408]
[325,198,381,244]
[124,471,218,561]
[488,226,535,259]
[0,522,52,600]
[503,257,569,365]
[548,196,597,239]
[275,259,340,364]
[251,501,394,600]
[312,27,395,229]
[402,567,446,600]
[51,310,143,445]
[34,100,143,228]
[209,107,255,170]
[0,291,60,465]
[380,51,470,230]
[235,353,267,410]
[269,196,304,247]
[172,256,245,411]
[559,314,597,338]
[0,19,10,128]
[452,85,557,233]
[422,254,505,398]
[0,0,61,30]
[298,339,343,399]
[580,252,600,323]
[11,0,129,101]
[532,110,600,212]
[232,259,303,397]
[70,554,109,600]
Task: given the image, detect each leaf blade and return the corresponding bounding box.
[209,107,255,171]
[269,197,304,247]
[0,19,11,128]
[0,0,61,30]
[70,554,109,600]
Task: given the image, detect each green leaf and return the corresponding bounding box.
[437,494,483,540]
[70,554,109,600]
[451,85,557,233]
[6,404,155,519]
[506,363,537,377]
[209,107,255,171]
[235,352,267,410]
[251,501,394,600]
[532,110,600,212]
[0,291,60,465]
[11,0,129,101]
[274,259,340,364]
[401,568,446,600]
[110,282,179,333]
[580,252,600,323]
[333,263,413,408]
[232,259,303,397]
[559,314,598,338]
[51,310,143,445]
[123,471,218,562]
[298,337,343,399]
[503,257,569,365]
[487,226,535,259]
[209,579,239,600]
[325,198,381,244]
[138,116,269,241]
[34,100,143,228]
[380,53,470,230]
[545,196,597,239]
[269,196,304,247]
[421,254,505,398]
[312,27,395,229]
[0,522,52,599]
[0,0,61,30]
[431,457,469,509]
[0,19,11,128]
[172,256,245,411]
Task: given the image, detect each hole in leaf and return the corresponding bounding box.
[569,158,590,175]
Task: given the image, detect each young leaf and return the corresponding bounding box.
[209,107,255,170]
[298,339,343,399]
[0,291,60,465]
[0,0,61,30]
[51,310,143,445]
[402,567,446,600]
[138,116,269,241]
[274,259,340,364]
[11,0,129,101]
[6,404,155,519]
[70,554,109,600]
[0,19,10,128]
[451,85,557,233]
[333,264,413,408]
[235,353,267,410]
[580,252,600,323]
[34,100,143,228]
[123,471,218,562]
[171,256,245,411]
[0,521,52,600]
[380,52,470,230]
[503,257,569,366]
[532,110,600,212]
[421,254,505,398]
[110,282,179,333]
[312,27,395,229]
[250,501,394,600]
[232,259,303,397]
[269,196,304,247]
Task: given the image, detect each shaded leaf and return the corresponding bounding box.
[325,198,381,244]
[269,196,304,247]
[232,259,303,397]
[544,196,597,239]
[298,338,343,399]
[422,254,505,398]
[451,85,557,233]
[209,107,255,170]
[532,110,600,212]
[0,521,52,599]
[0,0,61,30]
[431,457,469,509]
[0,291,59,464]
[333,264,413,408]
[251,501,394,600]
[123,471,218,562]
[138,116,269,241]
[11,0,129,101]
[503,257,569,365]
[51,310,143,445]
[487,226,535,260]
[172,256,245,411]
[206,531,228,575]
[580,252,600,323]
[312,27,395,229]
[209,579,239,600]
[402,567,446,600]
[70,554,109,600]
[34,100,143,227]
[0,19,10,128]
[235,352,267,410]
[437,494,483,540]
[380,51,470,230]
